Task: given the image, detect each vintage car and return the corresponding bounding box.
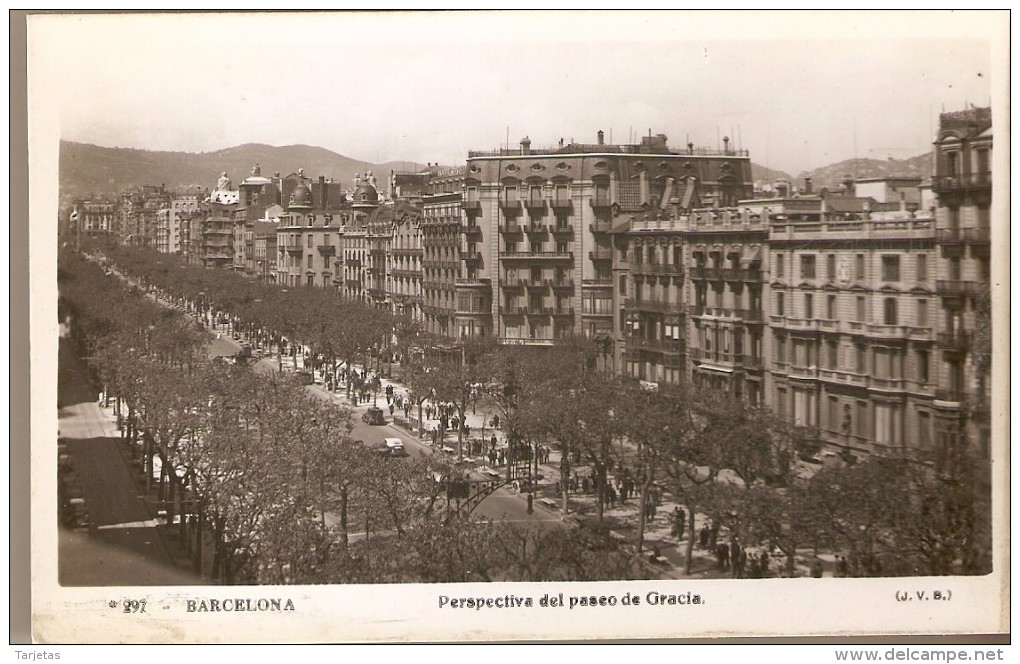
[362,407,386,425]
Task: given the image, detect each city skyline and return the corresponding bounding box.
[34,11,999,176]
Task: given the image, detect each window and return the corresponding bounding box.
[307,255,313,268]
[775,253,785,280]
[917,299,928,326]
[856,295,866,322]
[918,411,931,448]
[917,350,929,383]
[827,341,838,369]
[855,254,865,280]
[827,254,836,281]
[881,255,900,282]
[855,344,866,373]
[776,388,787,417]
[775,337,786,363]
[855,401,868,437]
[827,294,836,320]
[916,254,927,283]
[828,397,839,431]
[777,292,785,316]
[946,151,959,177]
[804,293,814,319]
[883,298,898,325]
[800,254,816,279]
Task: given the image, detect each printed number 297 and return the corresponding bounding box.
[123,599,147,613]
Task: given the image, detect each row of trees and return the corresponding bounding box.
[60,248,651,583]
[77,239,992,577]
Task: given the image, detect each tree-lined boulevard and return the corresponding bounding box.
[55,239,991,584]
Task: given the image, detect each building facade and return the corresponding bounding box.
[931,107,993,480]
[468,131,754,347]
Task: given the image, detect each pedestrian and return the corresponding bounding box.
[676,507,686,540]
[490,434,497,450]
[811,558,824,578]
[835,555,848,578]
[491,414,499,429]
[730,538,742,578]
[389,403,395,417]
[709,522,719,550]
[607,484,617,507]
[716,542,730,571]
[489,450,497,466]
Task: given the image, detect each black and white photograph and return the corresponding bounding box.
[27,10,1009,644]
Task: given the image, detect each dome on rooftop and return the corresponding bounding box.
[289,182,312,209]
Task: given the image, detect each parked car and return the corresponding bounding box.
[362,407,386,425]
[384,437,408,457]
[62,497,88,529]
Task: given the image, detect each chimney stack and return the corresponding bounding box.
[319,175,327,210]
[722,136,730,153]
[804,177,813,194]
[597,130,605,146]
[520,136,532,155]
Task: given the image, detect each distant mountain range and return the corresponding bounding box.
[59,141,427,202]
[60,140,934,203]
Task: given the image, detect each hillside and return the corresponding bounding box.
[751,163,794,184]
[797,153,934,190]
[59,141,427,200]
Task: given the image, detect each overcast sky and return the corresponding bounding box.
[31,11,1000,176]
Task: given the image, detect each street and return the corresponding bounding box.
[57,336,206,586]
[210,333,560,526]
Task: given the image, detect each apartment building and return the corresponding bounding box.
[931,106,993,479]
[276,178,345,288]
[468,131,753,347]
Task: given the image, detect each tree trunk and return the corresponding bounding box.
[338,487,349,548]
[684,507,696,575]
[636,479,652,554]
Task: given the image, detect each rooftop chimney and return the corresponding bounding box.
[520,136,532,155]
[597,130,605,146]
[722,136,730,153]
[804,177,813,194]
[319,175,328,210]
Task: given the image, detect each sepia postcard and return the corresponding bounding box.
[26,10,1010,643]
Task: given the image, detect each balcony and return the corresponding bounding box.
[935,227,991,244]
[499,197,521,212]
[524,222,547,233]
[870,376,906,391]
[524,198,546,212]
[285,246,304,255]
[461,223,483,235]
[454,278,489,288]
[589,220,611,233]
[551,197,573,211]
[550,224,574,235]
[455,306,491,315]
[524,280,547,289]
[462,199,482,213]
[551,279,574,289]
[589,248,613,261]
[931,171,991,193]
[316,245,336,256]
[346,259,362,267]
[817,368,869,387]
[503,251,573,261]
[590,197,613,211]
[688,266,725,280]
[391,247,423,256]
[721,267,763,282]
[500,223,523,235]
[863,323,909,339]
[937,330,970,352]
[552,307,575,316]
[499,278,524,289]
[934,388,963,405]
[628,338,686,354]
[937,280,986,297]
[463,252,483,263]
[625,298,678,313]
